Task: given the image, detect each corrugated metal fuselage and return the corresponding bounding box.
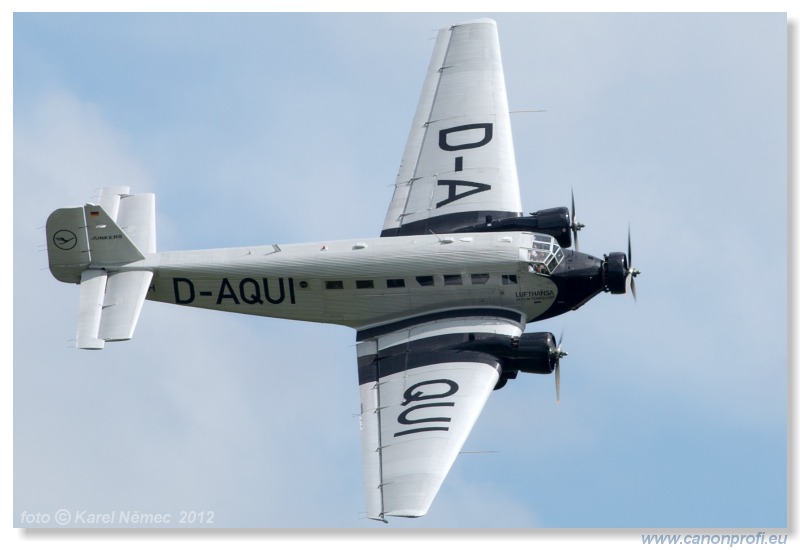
[132,232,562,330]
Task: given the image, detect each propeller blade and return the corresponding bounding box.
[555,362,561,404]
[553,330,567,403]
[627,226,633,268]
[570,189,584,251]
[625,226,640,302]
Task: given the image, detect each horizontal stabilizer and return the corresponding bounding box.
[98,271,153,342]
[117,193,156,254]
[98,186,131,222]
[73,259,153,350]
[77,270,107,350]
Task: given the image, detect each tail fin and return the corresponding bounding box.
[46,187,156,349]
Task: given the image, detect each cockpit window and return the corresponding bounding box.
[527,234,563,275]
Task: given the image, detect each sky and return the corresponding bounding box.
[8,4,791,544]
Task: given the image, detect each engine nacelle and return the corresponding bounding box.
[450,207,573,248]
[526,207,572,248]
[604,251,628,294]
[453,331,561,390]
[502,332,558,375]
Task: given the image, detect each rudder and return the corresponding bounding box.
[46,206,92,283]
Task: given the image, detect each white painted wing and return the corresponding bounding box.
[356,311,524,520]
[381,19,522,237]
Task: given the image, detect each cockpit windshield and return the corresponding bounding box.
[527,234,564,275]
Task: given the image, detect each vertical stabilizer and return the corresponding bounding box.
[46,207,91,283]
[82,204,145,266]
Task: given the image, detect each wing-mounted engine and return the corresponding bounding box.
[454,331,566,391]
[449,207,573,248]
[504,332,560,374]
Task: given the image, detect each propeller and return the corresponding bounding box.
[551,330,568,403]
[570,189,585,251]
[625,226,641,302]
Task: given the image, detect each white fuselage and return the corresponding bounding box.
[130,232,559,330]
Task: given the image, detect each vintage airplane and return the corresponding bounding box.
[45,19,639,522]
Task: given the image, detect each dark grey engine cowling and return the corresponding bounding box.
[464,331,560,390]
[502,332,559,374]
[604,252,629,294]
[494,332,561,390]
[449,207,573,248]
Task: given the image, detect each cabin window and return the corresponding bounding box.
[356,280,374,289]
[502,274,518,285]
[386,279,405,288]
[325,281,344,290]
[470,273,490,285]
[444,274,462,286]
[416,276,435,287]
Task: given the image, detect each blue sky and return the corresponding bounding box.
[9,7,790,540]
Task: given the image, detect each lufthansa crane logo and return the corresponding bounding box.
[53,230,78,250]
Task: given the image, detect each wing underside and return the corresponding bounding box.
[381,19,522,237]
[356,310,525,520]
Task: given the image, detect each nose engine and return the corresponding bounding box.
[603,230,640,298]
[604,252,629,294]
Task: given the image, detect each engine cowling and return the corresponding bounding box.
[527,207,572,248]
[502,332,559,375]
[449,207,573,248]
[451,331,562,390]
[604,251,628,294]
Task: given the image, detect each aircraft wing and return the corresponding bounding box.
[356,309,524,520]
[381,19,522,237]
